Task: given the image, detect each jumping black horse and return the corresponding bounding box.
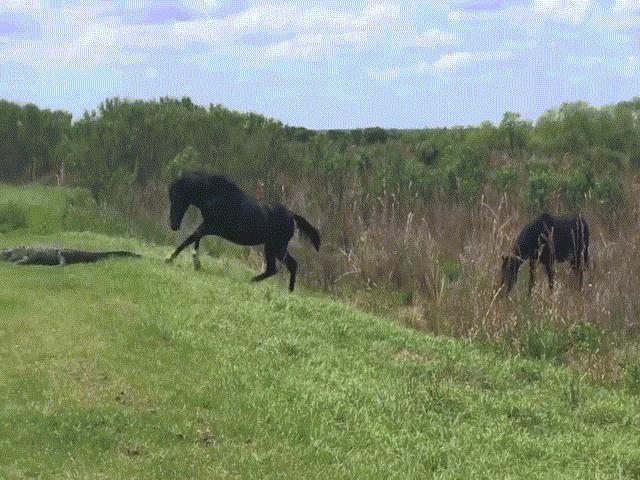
[499,212,589,296]
[166,172,320,291]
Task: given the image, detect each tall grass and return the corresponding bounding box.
[267,170,640,382]
[58,162,640,383]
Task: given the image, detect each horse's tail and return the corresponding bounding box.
[292,214,321,251]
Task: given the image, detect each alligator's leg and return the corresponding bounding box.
[58,251,67,266]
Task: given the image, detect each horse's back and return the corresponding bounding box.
[553,214,589,261]
[516,213,589,262]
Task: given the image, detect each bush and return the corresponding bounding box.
[363,127,388,144]
[438,142,486,203]
[0,202,27,233]
[416,141,439,166]
[525,170,557,211]
[495,165,519,192]
[625,362,640,396]
[522,324,568,361]
[589,146,624,173]
[569,322,601,353]
[164,146,203,181]
[442,260,462,282]
[560,170,590,210]
[593,176,624,213]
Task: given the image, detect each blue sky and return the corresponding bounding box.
[0,0,638,128]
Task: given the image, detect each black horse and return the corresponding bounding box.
[499,213,589,296]
[166,172,320,291]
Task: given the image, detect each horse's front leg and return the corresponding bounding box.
[166,225,204,264]
[251,246,277,283]
[572,258,584,291]
[544,262,555,291]
[528,258,536,296]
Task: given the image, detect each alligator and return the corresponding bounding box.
[1,245,140,266]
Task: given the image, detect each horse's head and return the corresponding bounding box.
[168,178,191,231]
[499,254,523,296]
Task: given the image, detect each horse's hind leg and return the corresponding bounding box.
[192,236,202,270]
[283,253,298,292]
[576,267,584,291]
[251,247,277,283]
[572,259,584,291]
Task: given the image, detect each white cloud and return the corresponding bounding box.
[435,50,512,74]
[533,0,593,24]
[172,3,402,44]
[613,0,640,12]
[0,0,43,13]
[181,0,219,13]
[433,51,473,73]
[370,50,512,80]
[415,28,457,47]
[0,2,409,70]
[265,31,368,59]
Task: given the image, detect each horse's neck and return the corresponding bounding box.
[187,195,209,214]
[191,191,226,214]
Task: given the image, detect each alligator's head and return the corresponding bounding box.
[1,248,13,261]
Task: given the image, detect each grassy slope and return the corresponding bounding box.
[1,186,640,479]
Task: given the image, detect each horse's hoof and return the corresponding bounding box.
[165,254,174,264]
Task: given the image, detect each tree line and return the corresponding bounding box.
[1,96,639,214]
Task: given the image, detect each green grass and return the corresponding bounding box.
[2,185,640,479]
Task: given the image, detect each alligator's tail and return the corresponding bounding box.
[62,250,141,264]
[292,214,321,251]
[104,251,141,258]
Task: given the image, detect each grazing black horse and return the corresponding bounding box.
[165,172,320,291]
[499,213,589,296]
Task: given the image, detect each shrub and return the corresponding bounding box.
[569,322,601,353]
[363,127,388,144]
[522,324,568,361]
[442,260,462,282]
[439,142,486,203]
[624,362,640,396]
[560,170,590,210]
[525,170,557,211]
[164,146,202,180]
[350,129,363,145]
[495,165,519,192]
[416,141,439,166]
[0,202,27,233]
[593,176,624,213]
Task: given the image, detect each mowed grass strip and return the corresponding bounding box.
[1,231,639,479]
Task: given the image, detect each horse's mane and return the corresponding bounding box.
[174,171,241,196]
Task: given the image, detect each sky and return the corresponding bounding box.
[0,0,638,128]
